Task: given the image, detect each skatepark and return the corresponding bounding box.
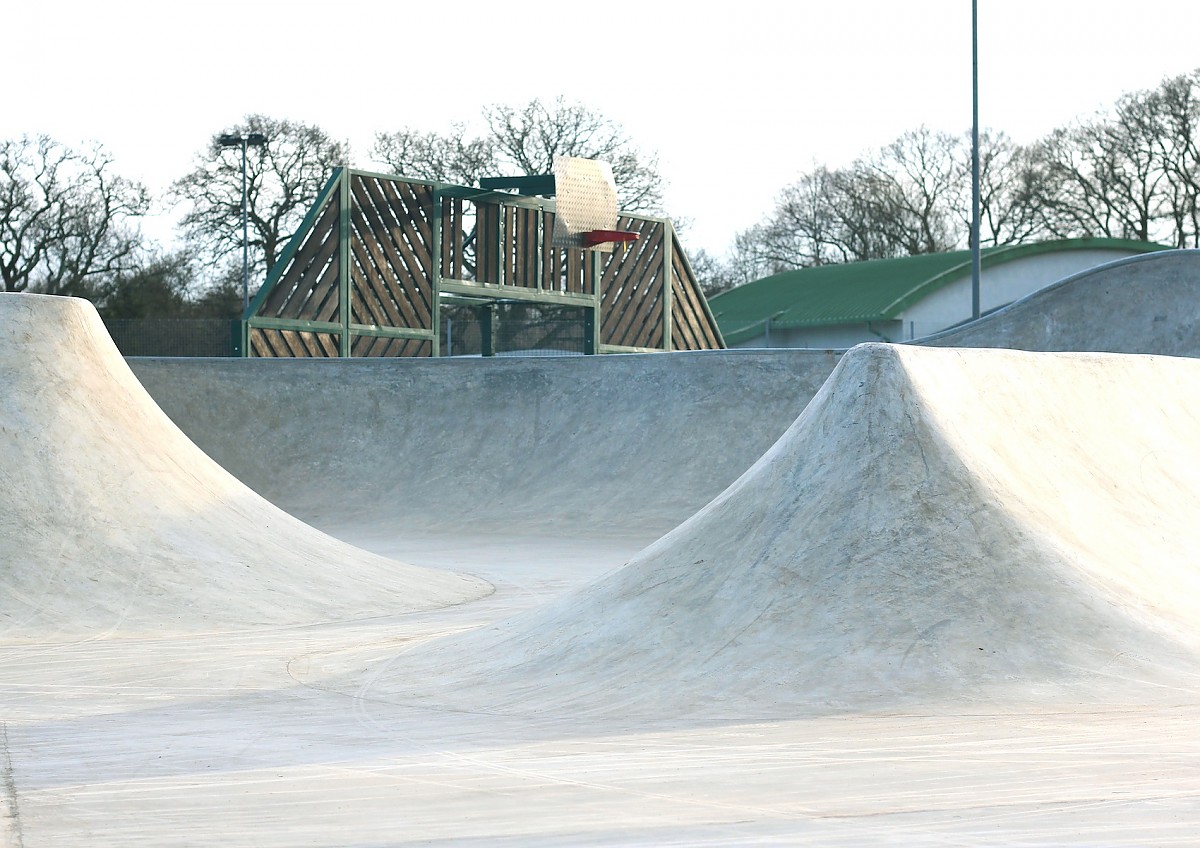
[4,249,1200,844]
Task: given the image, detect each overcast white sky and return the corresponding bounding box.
[8,0,1200,257]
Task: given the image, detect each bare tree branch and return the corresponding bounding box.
[372,97,665,213]
[0,136,148,294]
[171,115,347,286]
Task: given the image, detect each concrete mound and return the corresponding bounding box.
[921,249,1200,354]
[366,344,1200,718]
[0,294,489,641]
[129,350,838,540]
[126,253,1200,551]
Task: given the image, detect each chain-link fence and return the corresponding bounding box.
[103,319,239,357]
[103,305,590,358]
[442,301,588,357]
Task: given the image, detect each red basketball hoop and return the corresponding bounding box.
[582,230,639,248]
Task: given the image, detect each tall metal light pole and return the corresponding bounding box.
[970,0,982,320]
[218,132,268,312]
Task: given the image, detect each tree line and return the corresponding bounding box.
[3,72,1199,315]
[696,68,1200,294]
[0,98,663,320]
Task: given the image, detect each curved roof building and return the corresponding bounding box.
[710,238,1166,348]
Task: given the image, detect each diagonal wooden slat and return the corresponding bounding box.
[386,179,435,262]
[349,261,393,328]
[670,232,722,349]
[366,176,435,310]
[277,216,341,322]
[357,177,433,324]
[602,225,664,347]
[247,170,722,357]
[670,251,705,350]
[302,255,342,325]
[597,218,657,312]
[475,202,500,284]
[349,194,422,329]
[607,264,663,347]
[262,199,340,317]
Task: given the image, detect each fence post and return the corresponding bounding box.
[479,304,496,357]
[583,307,596,355]
[230,320,243,356]
[661,220,673,352]
[431,190,443,356]
[337,170,352,357]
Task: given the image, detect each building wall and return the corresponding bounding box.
[732,249,1143,349]
[898,249,1139,340]
[731,320,902,350]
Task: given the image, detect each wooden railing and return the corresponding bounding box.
[242,168,723,356]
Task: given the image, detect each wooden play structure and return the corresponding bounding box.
[239,163,724,357]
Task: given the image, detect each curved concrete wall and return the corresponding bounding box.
[922,250,1200,354]
[130,349,839,539]
[130,251,1200,542]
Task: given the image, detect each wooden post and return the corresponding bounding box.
[661,220,673,352]
[338,170,352,357]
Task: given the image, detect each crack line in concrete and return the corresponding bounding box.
[1,723,24,848]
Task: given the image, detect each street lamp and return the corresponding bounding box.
[218,132,268,312]
[970,0,981,320]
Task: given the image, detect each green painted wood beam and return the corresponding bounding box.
[599,344,661,354]
[435,185,553,211]
[430,190,442,356]
[439,279,599,308]
[478,304,496,357]
[347,324,436,340]
[338,170,352,357]
[583,308,597,356]
[662,219,673,353]
[247,316,343,333]
[246,168,342,321]
[248,316,435,342]
[478,175,556,196]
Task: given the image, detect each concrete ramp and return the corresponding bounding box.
[127,253,1200,551]
[10,298,1200,845]
[367,344,1200,718]
[130,350,839,541]
[0,294,488,641]
[921,249,1200,353]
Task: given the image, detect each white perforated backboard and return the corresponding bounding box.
[551,157,621,252]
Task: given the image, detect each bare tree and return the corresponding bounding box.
[1029,110,1162,242]
[866,127,962,256]
[372,127,496,187]
[738,128,968,274]
[1027,71,1200,246]
[172,115,348,285]
[373,97,665,212]
[733,123,1075,284]
[970,130,1044,246]
[689,243,771,297]
[1150,71,1200,247]
[721,68,1200,292]
[0,135,148,295]
[94,251,193,319]
[485,98,663,212]
[754,167,852,269]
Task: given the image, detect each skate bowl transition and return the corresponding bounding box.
[0,294,488,640]
[922,248,1200,353]
[127,250,1200,546]
[4,248,1200,846]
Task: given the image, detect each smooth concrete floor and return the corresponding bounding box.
[7,290,1200,845]
[4,532,1200,846]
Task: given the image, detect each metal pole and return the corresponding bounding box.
[970,0,982,320]
[240,139,249,313]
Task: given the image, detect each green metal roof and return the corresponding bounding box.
[709,239,1168,346]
